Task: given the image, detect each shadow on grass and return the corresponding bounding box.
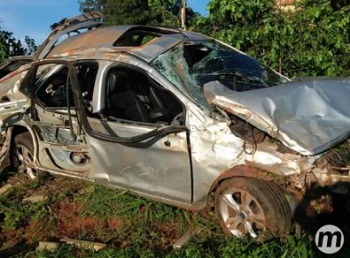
[294,181,350,257]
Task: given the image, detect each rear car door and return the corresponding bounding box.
[22,60,96,179]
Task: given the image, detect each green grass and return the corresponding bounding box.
[1,175,350,257]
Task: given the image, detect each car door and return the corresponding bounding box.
[22,60,95,179]
[76,61,193,203]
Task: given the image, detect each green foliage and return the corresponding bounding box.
[0,27,5,61]
[195,0,350,78]
[78,0,106,12]
[148,0,200,27]
[78,0,199,27]
[0,178,51,230]
[0,43,5,62]
[24,35,37,55]
[103,0,159,25]
[288,1,350,77]
[78,0,161,25]
[0,25,37,62]
[0,29,24,62]
[2,175,350,257]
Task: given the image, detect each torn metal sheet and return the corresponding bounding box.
[204,79,350,155]
[35,11,103,59]
[128,34,184,62]
[46,26,134,57]
[47,26,183,62]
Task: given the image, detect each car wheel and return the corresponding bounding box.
[215,177,291,239]
[11,132,40,180]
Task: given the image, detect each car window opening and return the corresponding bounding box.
[35,67,70,108]
[105,67,183,125]
[76,62,99,114]
[114,27,179,47]
[35,62,98,110]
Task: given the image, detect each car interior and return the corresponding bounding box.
[33,62,184,126]
[35,63,98,110]
[105,67,183,125]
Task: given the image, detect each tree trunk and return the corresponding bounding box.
[181,0,186,30]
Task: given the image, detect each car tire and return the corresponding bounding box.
[214,177,291,239]
[10,132,42,180]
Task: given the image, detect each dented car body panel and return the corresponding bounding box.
[0,15,349,217]
[0,63,31,126]
[204,79,350,156]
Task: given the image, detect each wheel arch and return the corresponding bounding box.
[209,165,279,194]
[9,124,38,162]
[10,124,37,145]
[11,125,30,138]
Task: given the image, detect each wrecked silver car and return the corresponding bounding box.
[1,13,350,239]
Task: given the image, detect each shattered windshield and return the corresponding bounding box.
[151,40,288,109]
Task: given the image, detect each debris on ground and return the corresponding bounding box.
[61,237,107,251]
[22,195,48,204]
[0,184,12,195]
[173,225,203,249]
[37,241,59,252]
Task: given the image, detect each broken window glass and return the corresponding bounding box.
[151,39,288,110]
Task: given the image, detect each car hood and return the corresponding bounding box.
[204,78,350,156]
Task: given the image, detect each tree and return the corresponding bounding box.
[0,30,25,60]
[0,27,5,61]
[195,0,350,77]
[195,0,284,71]
[104,0,159,25]
[0,24,37,62]
[276,0,349,77]
[24,36,37,55]
[148,0,199,28]
[78,0,106,12]
[78,0,199,27]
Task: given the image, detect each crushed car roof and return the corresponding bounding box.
[46,25,211,62]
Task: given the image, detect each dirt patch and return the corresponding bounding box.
[150,221,182,250]
[2,228,24,244]
[56,200,84,219]
[0,174,197,255]
[58,216,104,239]
[22,220,56,244]
[106,217,123,231]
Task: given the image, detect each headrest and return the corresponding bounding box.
[107,70,130,94]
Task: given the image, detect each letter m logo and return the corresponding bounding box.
[317,231,342,248]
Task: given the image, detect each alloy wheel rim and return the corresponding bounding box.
[15,144,36,180]
[219,188,266,238]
